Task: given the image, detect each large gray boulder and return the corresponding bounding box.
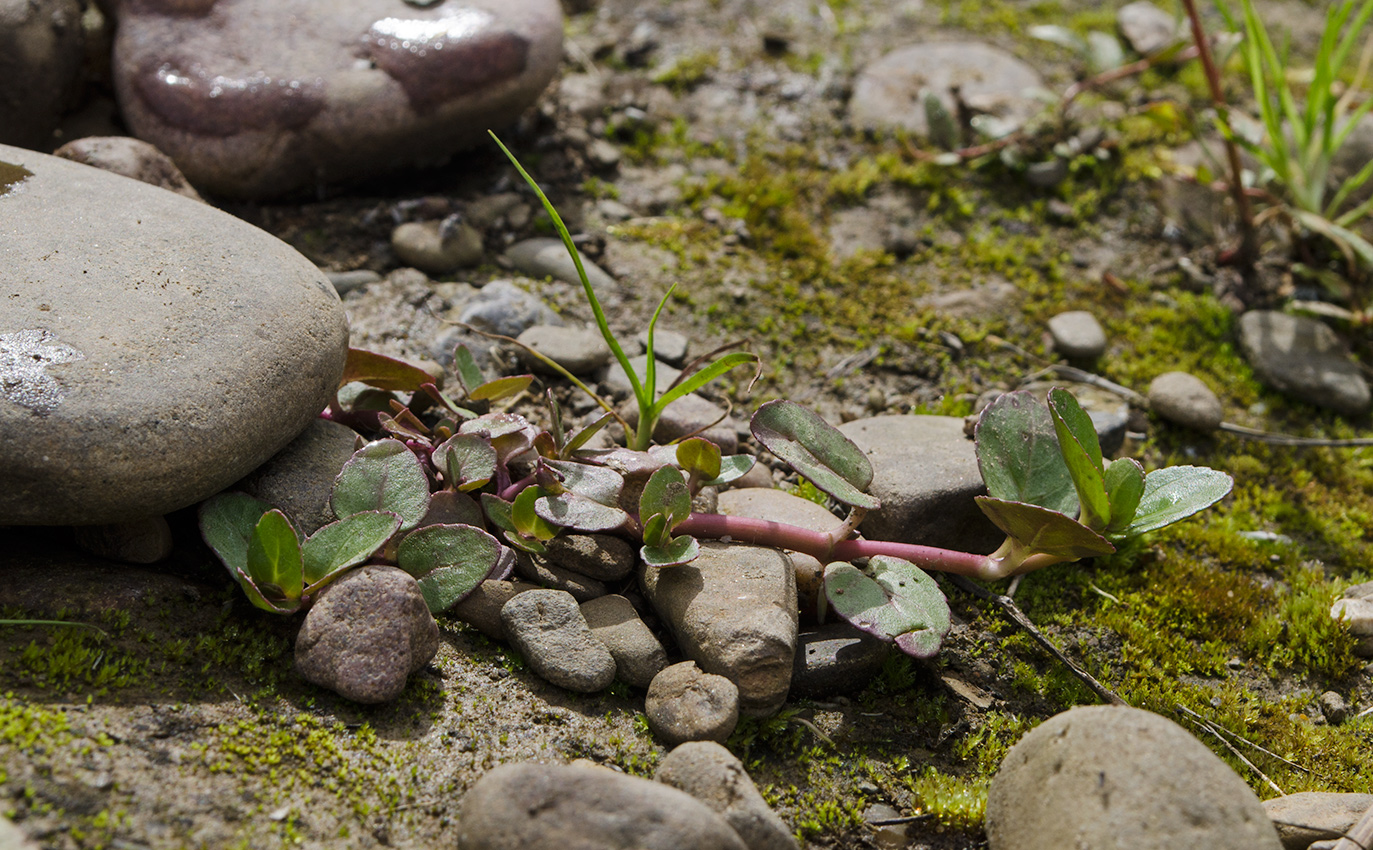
[986,705,1283,850]
[0,145,348,525]
[108,0,564,198]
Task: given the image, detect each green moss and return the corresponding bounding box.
[652,52,719,93]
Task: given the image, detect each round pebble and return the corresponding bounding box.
[645,661,741,746]
[1047,310,1107,359]
[1148,371,1224,431]
[500,589,616,693]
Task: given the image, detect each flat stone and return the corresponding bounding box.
[635,328,689,367]
[1262,792,1373,850]
[516,325,611,376]
[0,0,84,149]
[849,42,1044,139]
[642,541,798,716]
[514,552,608,602]
[986,705,1283,850]
[504,237,616,290]
[456,762,748,850]
[449,578,538,641]
[838,416,1002,553]
[0,145,348,525]
[1047,310,1107,359]
[717,488,841,621]
[543,533,637,582]
[233,418,361,536]
[1238,311,1371,416]
[1149,371,1224,431]
[53,137,205,202]
[500,589,616,693]
[581,594,668,689]
[109,0,564,199]
[295,565,439,704]
[790,622,891,699]
[644,661,740,746]
[656,741,800,850]
[1118,1,1185,56]
[391,220,484,275]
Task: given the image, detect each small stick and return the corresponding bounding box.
[1216,422,1373,447]
[947,574,1126,706]
[1175,705,1284,795]
[1173,704,1312,775]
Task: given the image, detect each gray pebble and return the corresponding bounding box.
[636,328,690,367]
[1262,792,1373,850]
[501,589,616,693]
[515,552,608,602]
[450,578,540,641]
[1047,310,1108,359]
[544,533,637,582]
[1238,311,1371,416]
[656,741,800,850]
[326,269,383,295]
[457,279,563,338]
[1318,691,1349,725]
[53,136,204,202]
[391,220,484,275]
[581,594,668,689]
[645,661,741,746]
[505,237,616,290]
[1148,371,1224,432]
[516,325,611,376]
[1118,1,1185,56]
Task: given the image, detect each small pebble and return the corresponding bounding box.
[645,661,740,745]
[501,589,616,693]
[391,220,483,275]
[635,328,690,366]
[655,741,800,850]
[1047,310,1108,359]
[450,578,539,641]
[1318,691,1349,725]
[505,237,616,290]
[515,325,611,376]
[543,533,637,581]
[1148,371,1224,432]
[514,552,608,602]
[326,269,382,295]
[581,595,668,689]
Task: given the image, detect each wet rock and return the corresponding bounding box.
[1262,792,1373,850]
[53,137,204,201]
[642,541,798,716]
[986,705,1283,850]
[0,0,84,149]
[790,622,891,699]
[1148,371,1224,432]
[516,325,611,376]
[1238,311,1371,416]
[544,533,637,582]
[504,237,616,290]
[109,0,564,199]
[1047,310,1107,359]
[849,42,1044,139]
[295,565,439,704]
[0,145,348,525]
[233,418,361,536]
[838,416,1001,553]
[635,328,689,367]
[515,552,608,602]
[390,220,484,275]
[455,279,563,338]
[500,589,616,692]
[456,762,748,850]
[656,741,799,850]
[1118,1,1185,56]
[644,661,740,746]
[581,594,668,688]
[717,487,841,621]
[71,516,173,564]
[450,578,539,641]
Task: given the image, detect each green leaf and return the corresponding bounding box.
[676,437,722,482]
[341,348,434,392]
[975,391,1077,515]
[246,510,304,607]
[640,465,692,533]
[1294,210,1373,269]
[331,439,431,530]
[823,556,951,659]
[1104,457,1146,534]
[703,455,756,487]
[482,493,546,554]
[564,412,615,458]
[543,459,624,506]
[1028,24,1087,53]
[396,523,502,613]
[924,91,959,151]
[420,491,484,528]
[301,511,401,587]
[434,433,497,492]
[535,492,628,532]
[451,344,487,398]
[652,351,761,413]
[1120,466,1233,537]
[975,497,1117,559]
[512,486,560,541]
[1047,387,1110,531]
[641,513,669,548]
[469,374,535,403]
[199,492,274,578]
[641,534,700,568]
[751,400,879,510]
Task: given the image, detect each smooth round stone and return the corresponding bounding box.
[1046,310,1107,359]
[0,145,348,525]
[109,0,564,199]
[645,661,740,746]
[53,136,205,202]
[391,220,484,275]
[1118,1,1184,56]
[655,742,799,850]
[515,324,611,376]
[500,589,617,693]
[1148,371,1224,432]
[849,42,1044,138]
[986,706,1282,850]
[504,237,616,290]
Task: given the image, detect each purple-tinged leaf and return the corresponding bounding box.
[975,390,1077,515]
[301,510,401,587]
[751,400,879,510]
[535,492,628,532]
[396,523,502,613]
[199,492,274,578]
[641,534,700,568]
[434,433,497,492]
[823,556,950,659]
[342,348,434,392]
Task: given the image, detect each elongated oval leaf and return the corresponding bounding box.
[823,556,951,659]
[751,400,879,509]
[704,454,756,487]
[396,523,501,612]
[1121,466,1233,537]
[342,348,434,392]
[975,496,1116,559]
[451,344,487,397]
[654,352,761,412]
[640,465,692,532]
[434,433,497,492]
[302,511,401,587]
[1104,457,1146,534]
[535,492,628,532]
[247,510,303,606]
[199,492,274,577]
[676,437,722,482]
[641,513,669,548]
[641,534,700,568]
[544,459,624,506]
[1047,388,1110,531]
[975,391,1077,515]
[469,374,535,403]
[331,439,431,530]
